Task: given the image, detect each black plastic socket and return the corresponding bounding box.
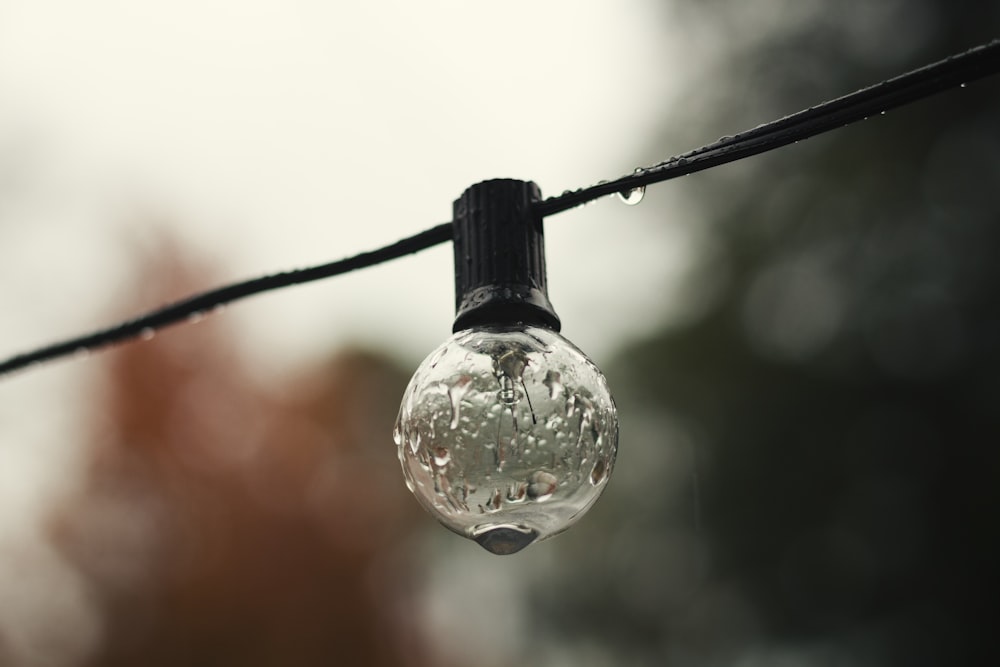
[452,179,561,333]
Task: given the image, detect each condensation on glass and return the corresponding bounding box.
[395,326,618,555]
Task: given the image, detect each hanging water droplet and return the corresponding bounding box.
[139,327,156,341]
[617,186,645,205]
[188,311,205,324]
[472,524,538,555]
[616,167,646,205]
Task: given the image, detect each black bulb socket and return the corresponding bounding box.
[452,179,561,334]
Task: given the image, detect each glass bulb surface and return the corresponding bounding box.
[394,326,618,555]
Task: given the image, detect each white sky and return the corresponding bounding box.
[0,2,707,661]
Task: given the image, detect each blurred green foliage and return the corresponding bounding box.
[527,2,1000,665]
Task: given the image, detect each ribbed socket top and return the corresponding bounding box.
[452,179,561,333]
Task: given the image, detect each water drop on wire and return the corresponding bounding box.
[616,168,646,206]
[616,185,645,206]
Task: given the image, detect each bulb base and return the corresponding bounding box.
[452,179,561,333]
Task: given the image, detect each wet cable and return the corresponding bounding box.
[538,38,1000,216]
[0,222,453,376]
[1,39,998,378]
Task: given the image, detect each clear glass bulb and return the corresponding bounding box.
[394,325,618,555]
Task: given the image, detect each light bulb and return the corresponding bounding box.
[394,325,617,554]
[394,179,619,554]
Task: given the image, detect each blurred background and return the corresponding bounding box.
[0,1,998,665]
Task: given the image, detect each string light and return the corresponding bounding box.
[394,181,617,554]
[1,40,995,378]
[0,39,995,550]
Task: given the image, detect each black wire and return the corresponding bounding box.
[538,38,1000,217]
[1,39,998,378]
[0,222,453,376]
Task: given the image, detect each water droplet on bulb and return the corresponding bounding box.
[543,370,564,399]
[433,446,451,467]
[526,470,557,501]
[473,524,538,555]
[506,482,527,503]
[448,376,473,429]
[591,459,608,485]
